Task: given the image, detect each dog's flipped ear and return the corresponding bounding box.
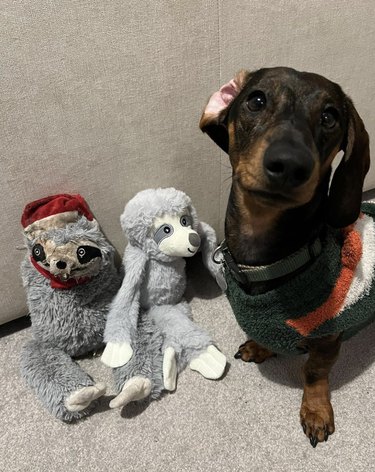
[199,70,251,153]
[327,97,370,228]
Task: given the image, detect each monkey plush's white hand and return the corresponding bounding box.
[163,347,177,391]
[101,342,133,368]
[189,345,227,379]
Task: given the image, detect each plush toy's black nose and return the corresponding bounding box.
[263,141,314,188]
[56,260,67,269]
[189,233,201,247]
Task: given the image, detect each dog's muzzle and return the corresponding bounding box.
[263,140,315,189]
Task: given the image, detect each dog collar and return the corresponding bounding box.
[214,238,322,284]
[30,257,92,289]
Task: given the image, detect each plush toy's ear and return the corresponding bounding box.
[199,70,251,153]
[187,204,199,230]
[327,97,370,228]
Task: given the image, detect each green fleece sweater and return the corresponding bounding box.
[225,202,375,355]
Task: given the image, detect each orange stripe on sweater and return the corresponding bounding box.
[286,225,362,337]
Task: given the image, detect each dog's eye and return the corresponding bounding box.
[321,108,338,129]
[32,244,46,262]
[246,91,267,112]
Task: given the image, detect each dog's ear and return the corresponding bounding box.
[199,70,251,153]
[327,97,370,228]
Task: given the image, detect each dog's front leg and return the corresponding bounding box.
[300,334,342,447]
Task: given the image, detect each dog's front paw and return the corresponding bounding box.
[234,340,275,363]
[300,400,335,447]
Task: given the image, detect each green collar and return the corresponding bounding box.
[217,238,322,284]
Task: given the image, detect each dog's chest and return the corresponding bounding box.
[225,204,375,354]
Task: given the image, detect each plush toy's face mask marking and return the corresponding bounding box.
[153,213,201,258]
[31,239,103,280]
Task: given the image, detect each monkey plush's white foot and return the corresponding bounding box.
[163,347,177,391]
[101,341,133,368]
[109,377,152,409]
[65,382,106,412]
[189,345,226,380]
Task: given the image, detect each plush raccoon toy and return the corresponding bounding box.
[20,194,122,422]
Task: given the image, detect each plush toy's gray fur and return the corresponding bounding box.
[112,315,165,400]
[103,188,225,407]
[20,216,122,422]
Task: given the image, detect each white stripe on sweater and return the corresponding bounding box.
[340,214,375,313]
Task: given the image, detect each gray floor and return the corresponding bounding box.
[1,259,374,472]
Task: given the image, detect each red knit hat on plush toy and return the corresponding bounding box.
[21,194,94,237]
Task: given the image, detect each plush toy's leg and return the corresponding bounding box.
[163,347,177,391]
[189,345,227,379]
[21,340,106,422]
[109,377,152,409]
[149,302,226,379]
[65,383,106,412]
[112,315,165,403]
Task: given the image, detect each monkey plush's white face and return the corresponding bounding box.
[152,213,201,258]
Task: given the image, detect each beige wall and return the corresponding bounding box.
[1,0,374,323]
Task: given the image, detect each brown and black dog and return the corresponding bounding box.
[199,67,370,447]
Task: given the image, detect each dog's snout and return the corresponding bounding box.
[56,260,67,269]
[263,141,314,188]
[189,233,201,248]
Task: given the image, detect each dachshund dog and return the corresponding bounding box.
[199,67,370,447]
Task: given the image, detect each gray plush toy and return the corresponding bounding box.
[101,188,227,409]
[20,194,122,422]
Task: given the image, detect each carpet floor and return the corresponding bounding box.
[1,259,374,472]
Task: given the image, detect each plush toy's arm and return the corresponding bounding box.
[197,221,227,291]
[101,244,147,368]
[197,221,220,277]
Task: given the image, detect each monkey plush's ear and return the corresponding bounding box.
[327,97,370,228]
[199,70,251,153]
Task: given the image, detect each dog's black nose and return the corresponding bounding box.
[56,260,67,269]
[263,141,314,188]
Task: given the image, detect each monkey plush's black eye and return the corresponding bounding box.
[321,108,338,129]
[154,224,174,245]
[32,244,46,262]
[246,91,267,112]
[77,246,102,264]
[180,215,192,227]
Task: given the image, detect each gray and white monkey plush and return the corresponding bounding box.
[101,188,226,409]
[20,194,122,422]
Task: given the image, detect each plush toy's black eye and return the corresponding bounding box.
[32,244,46,262]
[154,224,174,245]
[321,107,338,129]
[77,246,102,264]
[246,91,267,112]
[180,215,192,227]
